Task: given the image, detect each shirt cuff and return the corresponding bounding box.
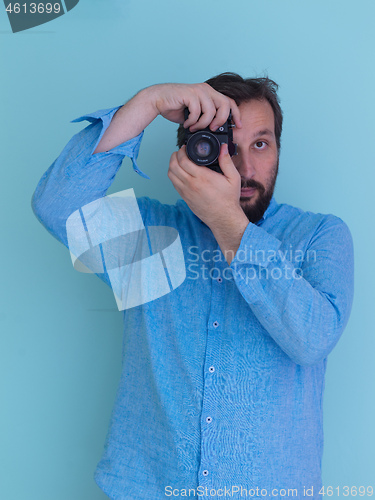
[228,222,284,305]
[71,107,150,179]
[230,222,282,269]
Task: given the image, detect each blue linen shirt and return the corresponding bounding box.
[31,106,354,500]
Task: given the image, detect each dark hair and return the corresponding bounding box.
[176,72,283,152]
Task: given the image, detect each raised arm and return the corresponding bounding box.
[31,82,242,286]
[93,82,242,153]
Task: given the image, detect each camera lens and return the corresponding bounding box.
[194,140,211,158]
[186,132,220,166]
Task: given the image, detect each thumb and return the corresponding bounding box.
[218,143,238,179]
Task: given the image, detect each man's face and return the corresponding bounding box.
[232,99,279,223]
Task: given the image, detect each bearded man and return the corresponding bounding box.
[32,72,354,500]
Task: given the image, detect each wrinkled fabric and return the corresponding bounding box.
[31,107,354,500]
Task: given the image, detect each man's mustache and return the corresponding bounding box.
[241,179,265,194]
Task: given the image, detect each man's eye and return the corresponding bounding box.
[254,141,267,149]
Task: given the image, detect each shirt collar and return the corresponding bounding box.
[179,195,279,227]
[255,196,278,225]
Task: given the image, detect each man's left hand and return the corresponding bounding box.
[168,143,243,230]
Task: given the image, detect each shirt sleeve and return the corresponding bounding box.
[31,106,148,287]
[229,215,354,366]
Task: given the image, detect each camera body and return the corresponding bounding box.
[183,108,237,174]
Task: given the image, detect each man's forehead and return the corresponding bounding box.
[251,128,275,139]
[236,99,275,136]
[238,98,274,117]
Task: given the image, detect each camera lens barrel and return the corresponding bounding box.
[186,132,221,165]
[183,107,236,174]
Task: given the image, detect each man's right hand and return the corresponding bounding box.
[93,82,242,154]
[149,82,242,132]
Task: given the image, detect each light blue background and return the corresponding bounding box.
[1,1,374,498]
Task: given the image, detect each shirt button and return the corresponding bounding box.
[213,321,219,328]
[209,366,215,373]
[203,470,209,476]
[206,416,212,423]
[217,277,222,283]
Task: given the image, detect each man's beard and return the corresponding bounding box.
[239,159,279,223]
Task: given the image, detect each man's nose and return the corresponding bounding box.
[236,154,256,178]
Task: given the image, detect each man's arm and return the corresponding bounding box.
[206,154,354,367]
[93,83,242,153]
[168,140,354,367]
[92,87,159,154]
[227,214,354,367]
[31,83,242,286]
[31,106,146,248]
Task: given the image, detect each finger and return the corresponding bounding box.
[228,98,242,129]
[168,168,185,193]
[217,143,240,180]
[169,151,190,182]
[188,98,217,132]
[170,148,197,182]
[209,97,242,131]
[183,98,201,129]
[209,99,231,131]
[175,145,202,177]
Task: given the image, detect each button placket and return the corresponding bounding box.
[198,245,227,488]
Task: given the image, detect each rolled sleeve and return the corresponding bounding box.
[32,106,149,254]
[231,222,282,268]
[66,106,149,179]
[229,216,354,366]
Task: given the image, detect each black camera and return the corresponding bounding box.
[183,108,237,174]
